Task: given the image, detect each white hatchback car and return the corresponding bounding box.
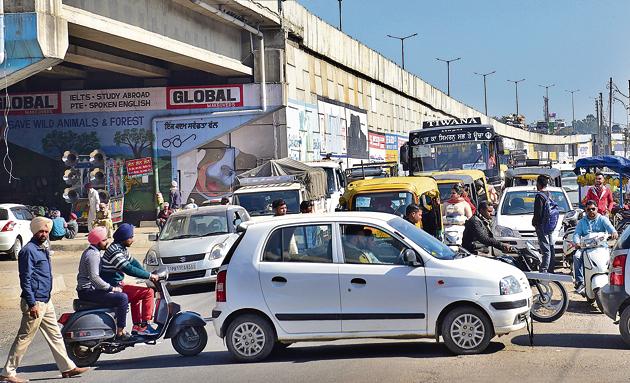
[0,204,34,260]
[494,186,572,257]
[212,212,532,362]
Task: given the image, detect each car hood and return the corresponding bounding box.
[495,213,565,232]
[153,233,237,256]
[456,254,527,279]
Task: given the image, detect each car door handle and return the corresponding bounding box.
[350,278,366,285]
[271,276,287,283]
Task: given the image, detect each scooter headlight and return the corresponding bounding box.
[500,275,522,295]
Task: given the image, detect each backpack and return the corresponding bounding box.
[539,192,559,234]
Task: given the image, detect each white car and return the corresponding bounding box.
[494,186,572,256]
[143,205,250,287]
[212,212,532,362]
[0,204,34,260]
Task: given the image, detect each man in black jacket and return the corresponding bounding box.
[462,201,512,254]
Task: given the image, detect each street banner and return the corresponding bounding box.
[126,157,153,177]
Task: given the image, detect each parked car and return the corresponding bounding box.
[143,205,250,287]
[0,204,34,260]
[212,212,532,362]
[494,186,572,258]
[599,225,630,346]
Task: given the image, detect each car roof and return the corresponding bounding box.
[0,203,27,209]
[502,186,565,193]
[239,211,398,229]
[169,205,244,217]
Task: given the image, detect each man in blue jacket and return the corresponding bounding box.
[572,199,619,294]
[0,217,88,383]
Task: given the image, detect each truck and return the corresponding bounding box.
[232,158,329,217]
[304,159,347,213]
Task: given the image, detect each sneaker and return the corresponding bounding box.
[135,324,159,336]
[575,284,585,295]
[115,332,135,341]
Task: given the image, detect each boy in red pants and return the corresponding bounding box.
[100,223,160,335]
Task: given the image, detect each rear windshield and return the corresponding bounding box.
[501,190,570,215]
[352,192,413,217]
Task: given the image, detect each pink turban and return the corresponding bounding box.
[88,227,108,246]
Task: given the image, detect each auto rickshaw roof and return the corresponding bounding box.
[574,155,630,176]
[343,176,439,200]
[505,167,561,179]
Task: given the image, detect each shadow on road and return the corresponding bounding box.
[13,341,506,373]
[566,297,604,315]
[512,333,626,350]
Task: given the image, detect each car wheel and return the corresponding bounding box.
[9,238,21,261]
[619,305,630,346]
[226,314,275,362]
[441,306,493,355]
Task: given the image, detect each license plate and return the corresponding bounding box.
[167,263,196,273]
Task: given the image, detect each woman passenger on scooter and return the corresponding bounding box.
[443,184,473,221]
[100,224,160,336]
[572,200,618,294]
[76,227,132,340]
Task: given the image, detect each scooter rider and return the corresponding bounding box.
[572,199,618,294]
[76,227,132,340]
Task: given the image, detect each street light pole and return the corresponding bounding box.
[565,89,580,134]
[436,57,461,96]
[386,33,418,70]
[538,83,556,131]
[337,0,342,31]
[507,79,525,118]
[474,70,496,116]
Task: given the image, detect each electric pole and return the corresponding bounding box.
[474,70,495,116]
[538,84,555,132]
[609,77,614,154]
[338,0,343,31]
[507,79,525,119]
[387,33,418,70]
[436,57,461,96]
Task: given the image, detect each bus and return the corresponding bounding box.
[400,117,504,185]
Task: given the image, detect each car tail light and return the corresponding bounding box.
[610,255,627,286]
[216,270,227,302]
[1,221,15,232]
[58,313,72,326]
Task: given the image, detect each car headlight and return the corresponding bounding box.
[495,225,520,238]
[208,243,225,260]
[144,250,159,266]
[500,275,522,295]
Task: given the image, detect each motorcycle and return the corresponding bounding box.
[443,215,466,250]
[57,268,208,367]
[572,232,611,312]
[495,242,569,322]
[612,206,630,233]
[561,208,583,269]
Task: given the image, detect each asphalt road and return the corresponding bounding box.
[2,285,630,383]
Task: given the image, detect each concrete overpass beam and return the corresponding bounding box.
[64,44,168,78]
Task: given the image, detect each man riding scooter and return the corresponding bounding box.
[572,199,618,294]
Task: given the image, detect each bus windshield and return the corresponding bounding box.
[413,141,498,177]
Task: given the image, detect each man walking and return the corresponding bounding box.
[582,172,614,215]
[86,182,100,231]
[532,175,557,273]
[0,217,88,383]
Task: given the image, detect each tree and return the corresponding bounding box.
[42,130,100,157]
[113,128,154,158]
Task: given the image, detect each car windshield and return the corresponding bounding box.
[560,170,575,179]
[160,211,229,240]
[388,216,457,260]
[501,190,570,215]
[353,191,413,217]
[233,190,300,216]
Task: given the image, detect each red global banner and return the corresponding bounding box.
[166,85,244,109]
[126,157,153,177]
[0,92,61,115]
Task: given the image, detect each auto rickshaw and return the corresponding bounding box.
[417,169,490,209]
[339,176,443,239]
[505,167,562,188]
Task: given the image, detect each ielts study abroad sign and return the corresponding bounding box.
[167,85,243,109]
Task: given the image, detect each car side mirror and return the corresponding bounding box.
[403,249,421,267]
[148,233,158,241]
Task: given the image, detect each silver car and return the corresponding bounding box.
[144,205,250,287]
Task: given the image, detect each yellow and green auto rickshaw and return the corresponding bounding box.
[339,176,443,239]
[417,169,490,209]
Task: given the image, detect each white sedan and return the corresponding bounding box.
[212,212,531,362]
[0,204,34,260]
[494,186,572,256]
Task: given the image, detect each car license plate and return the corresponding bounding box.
[167,263,196,273]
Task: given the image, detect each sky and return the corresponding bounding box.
[296,0,630,127]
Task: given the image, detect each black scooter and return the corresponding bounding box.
[58,269,208,367]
